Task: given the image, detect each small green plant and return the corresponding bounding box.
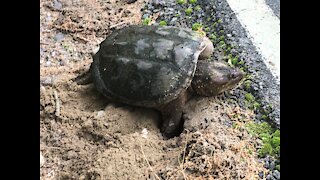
[276,164,280,171]
[237,60,245,65]
[62,43,70,50]
[261,115,268,120]
[159,20,167,26]
[226,46,231,52]
[252,102,261,109]
[189,0,197,4]
[176,0,187,4]
[204,27,210,32]
[219,41,226,49]
[244,80,251,90]
[142,18,151,25]
[192,23,202,31]
[232,122,239,129]
[195,5,201,11]
[212,22,218,27]
[219,35,225,41]
[218,19,223,23]
[231,57,238,65]
[185,8,193,16]
[245,122,280,158]
[259,129,280,157]
[245,93,255,102]
[209,34,217,41]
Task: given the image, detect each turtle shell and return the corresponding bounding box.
[91,25,206,107]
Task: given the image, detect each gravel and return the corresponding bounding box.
[209,0,280,129]
[142,0,280,178]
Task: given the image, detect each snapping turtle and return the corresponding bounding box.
[90,25,244,137]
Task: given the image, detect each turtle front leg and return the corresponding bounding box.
[159,91,188,138]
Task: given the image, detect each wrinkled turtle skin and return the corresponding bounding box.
[90,25,244,138]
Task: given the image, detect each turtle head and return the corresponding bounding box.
[191,60,245,96]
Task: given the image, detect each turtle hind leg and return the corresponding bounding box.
[159,91,188,138]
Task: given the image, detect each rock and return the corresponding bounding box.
[44,60,51,67]
[40,48,44,56]
[266,174,272,180]
[269,160,275,170]
[258,171,264,179]
[171,17,178,24]
[273,170,280,179]
[40,152,45,167]
[153,9,160,13]
[152,0,166,6]
[264,161,269,169]
[53,0,62,10]
[40,76,53,85]
[96,110,105,118]
[54,32,64,42]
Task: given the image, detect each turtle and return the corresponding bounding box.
[89,25,245,138]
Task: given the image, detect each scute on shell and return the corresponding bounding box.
[91,25,207,107]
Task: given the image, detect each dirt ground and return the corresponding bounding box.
[40,0,268,179]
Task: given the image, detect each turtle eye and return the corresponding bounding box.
[229,72,238,79]
[229,71,244,79]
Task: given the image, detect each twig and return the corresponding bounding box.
[110,22,127,29]
[53,90,60,117]
[139,141,161,180]
[40,145,62,150]
[178,130,189,180]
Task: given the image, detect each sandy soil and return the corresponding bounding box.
[40,0,267,179]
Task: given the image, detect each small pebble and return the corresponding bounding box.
[141,128,148,138]
[40,77,53,85]
[46,13,52,21]
[40,48,44,56]
[258,172,264,179]
[67,151,77,159]
[269,161,275,170]
[259,82,264,89]
[58,59,66,66]
[264,161,269,168]
[266,174,272,180]
[142,14,150,19]
[152,0,166,6]
[54,32,64,42]
[153,9,160,13]
[273,170,280,179]
[44,61,51,67]
[53,0,62,10]
[40,152,45,167]
[96,110,105,118]
[171,17,178,23]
